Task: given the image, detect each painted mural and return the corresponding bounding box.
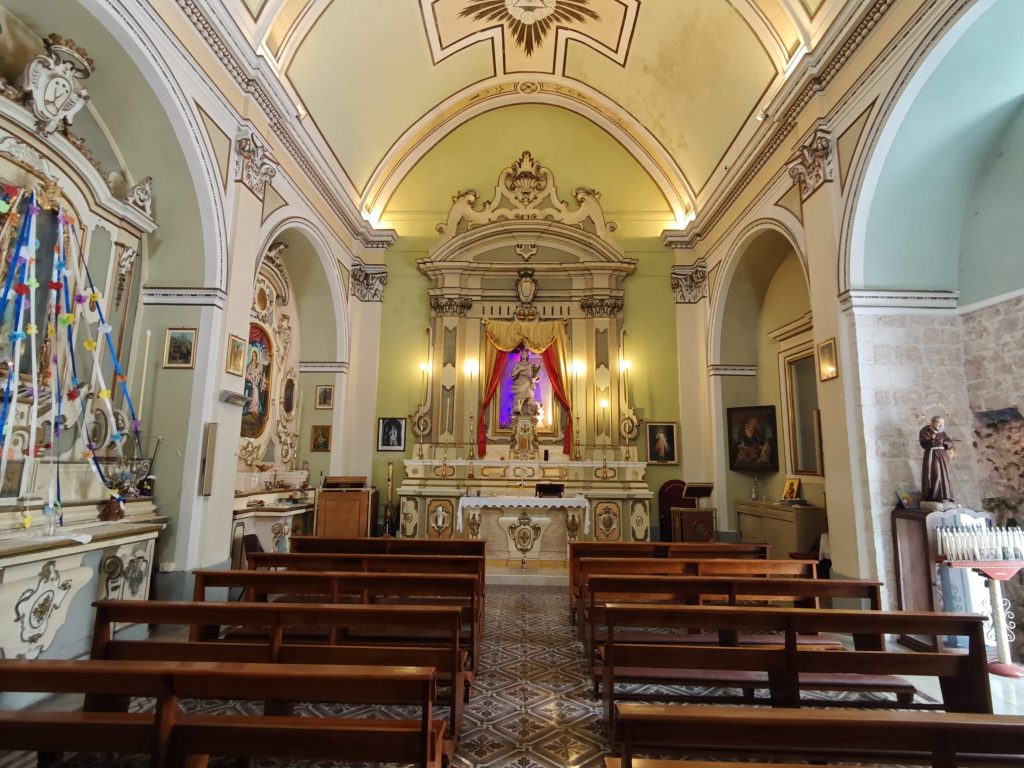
[242,323,273,438]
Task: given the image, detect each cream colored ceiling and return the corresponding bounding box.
[249,0,835,232]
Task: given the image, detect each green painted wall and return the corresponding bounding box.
[862,0,1024,293]
[959,102,1024,305]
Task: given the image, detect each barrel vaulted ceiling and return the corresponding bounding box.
[237,0,847,234]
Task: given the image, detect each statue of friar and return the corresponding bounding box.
[919,416,956,503]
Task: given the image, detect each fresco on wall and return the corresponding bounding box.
[242,323,273,438]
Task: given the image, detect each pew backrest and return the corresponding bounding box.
[290,536,486,558]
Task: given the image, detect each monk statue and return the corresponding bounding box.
[920,416,956,503]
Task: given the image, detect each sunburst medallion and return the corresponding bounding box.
[459,0,601,56]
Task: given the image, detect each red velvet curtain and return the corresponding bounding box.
[540,346,573,456]
[477,349,509,458]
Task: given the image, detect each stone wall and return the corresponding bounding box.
[846,309,983,603]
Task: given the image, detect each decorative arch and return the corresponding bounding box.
[839,0,998,294]
[708,217,807,365]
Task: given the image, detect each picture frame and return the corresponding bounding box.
[782,477,801,501]
[646,422,679,465]
[315,384,334,410]
[818,337,839,381]
[163,328,197,369]
[377,417,406,452]
[225,333,245,376]
[895,488,921,509]
[727,405,779,472]
[310,424,332,452]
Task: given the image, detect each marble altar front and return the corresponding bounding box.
[455,496,589,560]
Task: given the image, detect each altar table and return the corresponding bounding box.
[456,496,590,560]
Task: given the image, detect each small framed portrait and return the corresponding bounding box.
[163,328,197,369]
[310,424,332,452]
[646,422,679,465]
[727,405,779,472]
[225,334,245,376]
[377,417,406,452]
[782,477,801,501]
[818,337,838,381]
[315,384,335,410]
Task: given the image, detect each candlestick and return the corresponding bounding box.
[137,329,152,420]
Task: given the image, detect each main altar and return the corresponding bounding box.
[396,152,653,558]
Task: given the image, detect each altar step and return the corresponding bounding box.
[486,559,569,586]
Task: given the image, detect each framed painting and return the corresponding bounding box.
[782,477,801,501]
[225,333,245,376]
[310,424,332,452]
[315,384,334,409]
[818,337,839,381]
[241,323,272,439]
[163,328,197,369]
[646,422,678,465]
[726,405,779,472]
[377,417,406,452]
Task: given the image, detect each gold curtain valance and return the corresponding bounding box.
[483,319,568,353]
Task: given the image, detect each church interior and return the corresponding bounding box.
[0,0,1023,765]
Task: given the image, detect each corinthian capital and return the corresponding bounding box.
[670,262,708,304]
[234,127,277,199]
[351,261,388,302]
[788,126,834,201]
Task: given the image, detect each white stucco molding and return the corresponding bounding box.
[142,286,228,309]
[838,289,959,313]
[707,364,758,377]
[299,361,349,374]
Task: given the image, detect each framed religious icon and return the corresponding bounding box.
[377,417,406,452]
[241,324,273,439]
[163,328,197,369]
[225,334,245,376]
[646,422,678,464]
[315,384,334,409]
[782,477,801,501]
[818,337,839,381]
[727,405,779,472]
[310,424,331,452]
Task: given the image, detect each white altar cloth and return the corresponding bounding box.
[457,495,590,534]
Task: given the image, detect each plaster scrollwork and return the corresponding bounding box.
[274,314,293,368]
[515,243,537,261]
[252,276,276,323]
[351,262,388,302]
[18,35,94,136]
[263,241,287,272]
[429,296,472,317]
[670,262,709,304]
[101,547,151,600]
[435,151,617,245]
[234,127,277,199]
[0,135,55,178]
[788,127,834,201]
[115,244,138,310]
[123,176,153,218]
[238,438,261,469]
[580,296,624,318]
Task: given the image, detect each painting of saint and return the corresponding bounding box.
[727,406,779,472]
[241,324,272,438]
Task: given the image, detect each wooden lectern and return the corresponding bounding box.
[315,476,377,537]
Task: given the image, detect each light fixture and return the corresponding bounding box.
[755,109,769,122]
[599,398,609,410]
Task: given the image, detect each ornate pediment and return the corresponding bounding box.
[435,151,617,247]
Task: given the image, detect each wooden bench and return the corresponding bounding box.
[569,542,771,619]
[600,603,991,729]
[192,569,482,667]
[583,575,882,660]
[247,552,486,598]
[91,599,469,751]
[609,705,1024,768]
[290,536,486,558]
[575,557,816,632]
[0,658,444,768]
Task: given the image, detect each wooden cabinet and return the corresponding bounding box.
[669,507,716,542]
[735,501,827,557]
[315,477,377,538]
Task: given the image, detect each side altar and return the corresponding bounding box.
[395,152,654,555]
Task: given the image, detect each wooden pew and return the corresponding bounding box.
[569,542,771,619]
[609,705,1024,768]
[583,575,882,660]
[575,557,816,632]
[192,569,482,667]
[600,604,991,729]
[290,536,486,558]
[247,552,486,597]
[0,659,445,768]
[91,600,468,750]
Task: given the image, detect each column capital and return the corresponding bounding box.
[671,262,708,304]
[233,126,277,199]
[788,125,834,201]
[351,260,388,302]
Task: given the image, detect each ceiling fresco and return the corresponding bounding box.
[242,0,847,233]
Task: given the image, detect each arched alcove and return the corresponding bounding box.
[713,227,813,526]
